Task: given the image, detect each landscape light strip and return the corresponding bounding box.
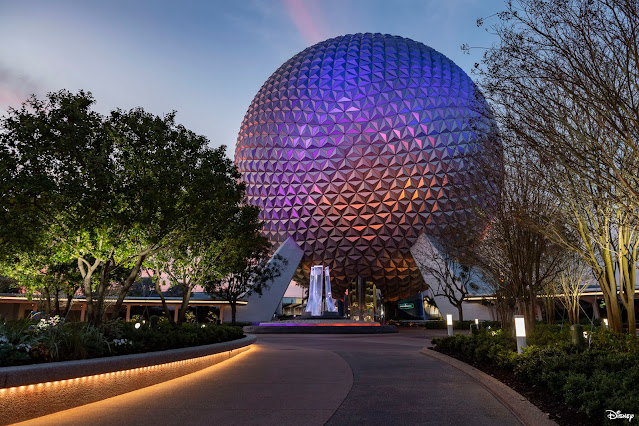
[0,345,251,393]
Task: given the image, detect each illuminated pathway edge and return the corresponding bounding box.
[15,340,353,426]
[0,335,256,424]
[16,330,531,426]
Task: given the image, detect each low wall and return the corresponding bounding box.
[0,334,256,424]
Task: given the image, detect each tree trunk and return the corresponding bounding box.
[63,292,74,318]
[178,286,193,324]
[457,304,464,322]
[82,275,95,323]
[231,302,237,325]
[42,288,52,315]
[602,290,625,332]
[54,287,61,316]
[109,251,148,321]
[95,260,112,323]
[601,253,623,333]
[526,287,537,333]
[154,276,175,324]
[78,256,101,324]
[568,302,578,325]
[542,296,556,324]
[627,303,636,335]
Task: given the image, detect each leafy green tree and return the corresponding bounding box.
[0,90,245,323]
[147,241,227,325]
[204,231,286,324]
[1,253,82,317]
[147,205,264,324]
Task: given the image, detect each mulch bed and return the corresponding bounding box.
[432,347,596,426]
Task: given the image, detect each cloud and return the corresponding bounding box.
[282,0,329,45]
[0,64,41,112]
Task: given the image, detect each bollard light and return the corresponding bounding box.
[446,314,453,336]
[514,315,527,354]
[475,318,479,328]
[603,318,609,329]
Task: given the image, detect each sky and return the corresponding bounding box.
[0,0,505,159]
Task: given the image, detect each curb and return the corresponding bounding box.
[420,348,556,426]
[0,335,256,424]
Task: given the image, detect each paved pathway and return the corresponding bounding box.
[20,329,520,426]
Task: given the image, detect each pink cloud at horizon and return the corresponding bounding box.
[282,0,329,46]
[0,87,26,112]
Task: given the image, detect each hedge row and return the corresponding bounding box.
[389,319,502,329]
[0,317,244,367]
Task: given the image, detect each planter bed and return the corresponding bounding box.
[0,334,256,425]
[431,346,591,425]
[431,327,639,426]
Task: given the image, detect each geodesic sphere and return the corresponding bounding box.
[235,33,494,300]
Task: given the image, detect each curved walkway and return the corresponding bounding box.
[19,330,521,425]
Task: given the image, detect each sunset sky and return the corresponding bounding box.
[0,0,503,158]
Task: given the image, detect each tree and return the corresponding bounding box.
[474,0,639,334]
[204,233,286,324]
[146,206,263,324]
[146,245,221,325]
[555,254,591,325]
[477,0,639,212]
[474,143,566,333]
[539,172,639,333]
[414,235,479,322]
[0,90,245,323]
[0,226,82,317]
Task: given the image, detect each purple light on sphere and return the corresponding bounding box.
[235,33,496,300]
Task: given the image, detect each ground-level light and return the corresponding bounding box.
[446,314,453,336]
[603,318,609,329]
[135,323,141,329]
[514,315,526,354]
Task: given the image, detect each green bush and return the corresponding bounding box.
[590,329,639,353]
[433,328,516,367]
[415,320,501,330]
[0,320,32,366]
[0,317,244,366]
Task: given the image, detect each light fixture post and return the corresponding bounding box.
[514,315,526,354]
[446,314,453,336]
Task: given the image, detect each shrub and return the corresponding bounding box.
[0,322,32,366]
[412,320,501,330]
[433,328,516,367]
[590,329,639,353]
[0,317,244,367]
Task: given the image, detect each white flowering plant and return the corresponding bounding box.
[34,315,63,333]
[111,338,132,347]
